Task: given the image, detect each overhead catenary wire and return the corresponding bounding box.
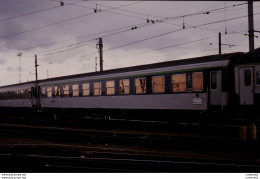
[104,12,260,52]
[0,1,145,41]
[0,0,89,22]
[109,35,218,58]
[37,8,259,57]
[36,22,153,55]
[0,1,247,42]
[16,1,248,54]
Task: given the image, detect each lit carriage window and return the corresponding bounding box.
[72,84,79,96]
[106,81,115,95]
[16,90,19,99]
[245,70,251,86]
[82,83,90,96]
[192,72,203,91]
[55,86,60,96]
[135,78,146,94]
[63,85,69,96]
[47,87,52,98]
[94,82,102,95]
[120,79,130,94]
[28,88,32,99]
[20,89,24,99]
[152,76,165,93]
[172,74,186,92]
[211,72,217,89]
[41,87,46,97]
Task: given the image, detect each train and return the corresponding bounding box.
[1,47,260,123]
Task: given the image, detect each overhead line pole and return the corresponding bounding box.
[248,1,254,52]
[97,38,103,72]
[35,54,40,111]
[219,32,221,54]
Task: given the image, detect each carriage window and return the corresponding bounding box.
[106,81,115,95]
[82,83,90,96]
[172,74,186,92]
[16,90,20,99]
[28,88,32,99]
[120,79,130,94]
[192,72,203,91]
[211,72,217,89]
[8,92,11,99]
[63,85,69,96]
[72,84,79,96]
[41,87,46,97]
[20,89,24,99]
[24,89,28,99]
[47,87,52,97]
[14,91,18,99]
[135,78,146,94]
[245,70,251,86]
[152,76,165,93]
[55,86,60,96]
[94,82,102,95]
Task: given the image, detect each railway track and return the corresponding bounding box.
[1,151,259,172]
[0,115,259,172]
[0,113,258,138]
[0,122,259,152]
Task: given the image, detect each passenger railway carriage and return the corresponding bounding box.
[1,48,260,122]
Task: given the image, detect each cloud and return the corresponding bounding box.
[0,58,6,65]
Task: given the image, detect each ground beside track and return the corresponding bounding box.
[0,114,259,172]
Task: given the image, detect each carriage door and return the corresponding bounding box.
[239,67,254,105]
[210,70,222,105]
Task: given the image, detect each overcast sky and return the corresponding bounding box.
[0,0,260,86]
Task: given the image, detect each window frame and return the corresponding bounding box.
[72,84,79,97]
[62,85,70,97]
[152,75,165,93]
[210,72,217,89]
[135,77,146,94]
[47,86,53,98]
[41,86,46,98]
[244,69,252,86]
[82,83,90,96]
[54,86,60,97]
[106,80,115,95]
[119,79,130,95]
[94,82,102,96]
[192,72,203,91]
[172,73,187,92]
